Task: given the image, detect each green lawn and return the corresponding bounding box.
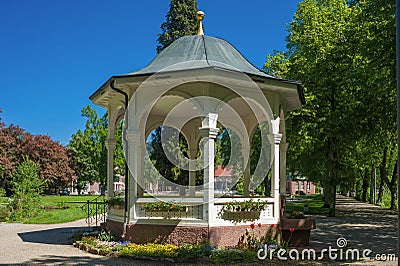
[284,194,328,216]
[24,195,107,224]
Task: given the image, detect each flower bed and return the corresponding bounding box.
[73,228,264,263]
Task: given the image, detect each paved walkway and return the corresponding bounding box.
[0,196,397,265]
[309,195,398,265]
[0,219,157,266]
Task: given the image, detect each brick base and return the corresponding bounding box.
[106,219,274,247]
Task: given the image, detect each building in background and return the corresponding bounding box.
[286,175,316,195]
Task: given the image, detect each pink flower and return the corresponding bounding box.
[250,223,255,229]
[289,228,295,233]
[278,226,283,231]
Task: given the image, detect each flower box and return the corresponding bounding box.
[109,204,124,210]
[144,207,188,213]
[222,210,261,221]
[141,200,187,213]
[280,217,316,247]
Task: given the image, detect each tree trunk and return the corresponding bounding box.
[369,166,376,204]
[362,169,369,202]
[377,173,384,204]
[322,184,330,207]
[355,178,361,201]
[389,160,398,210]
[328,184,336,217]
[380,147,397,210]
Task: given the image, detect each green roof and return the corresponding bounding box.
[124,35,275,78]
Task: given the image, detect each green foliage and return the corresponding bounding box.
[221,199,269,212]
[285,195,328,216]
[178,243,212,259]
[264,0,397,213]
[8,160,44,221]
[107,197,124,207]
[68,106,125,194]
[97,229,115,242]
[142,200,186,212]
[219,128,244,185]
[211,248,257,263]
[156,0,199,53]
[68,106,108,193]
[147,127,189,192]
[24,195,104,224]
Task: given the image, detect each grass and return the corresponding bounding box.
[285,194,328,216]
[23,195,107,224]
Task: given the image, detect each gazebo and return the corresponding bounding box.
[89,12,304,246]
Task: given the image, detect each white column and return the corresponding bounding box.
[125,131,143,220]
[279,142,289,195]
[199,113,218,223]
[188,148,197,197]
[105,139,116,198]
[243,160,250,197]
[271,117,282,221]
[279,110,288,195]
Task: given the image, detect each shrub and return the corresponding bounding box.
[8,160,44,221]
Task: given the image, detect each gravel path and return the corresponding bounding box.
[0,195,398,265]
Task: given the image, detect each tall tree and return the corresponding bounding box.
[156,0,199,53]
[68,106,108,193]
[0,124,27,194]
[23,135,74,192]
[68,106,125,194]
[265,0,363,216]
[148,126,189,195]
[0,110,74,194]
[264,0,397,211]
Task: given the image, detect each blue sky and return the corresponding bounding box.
[0,0,300,145]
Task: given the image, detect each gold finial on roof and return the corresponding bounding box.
[196,11,205,35]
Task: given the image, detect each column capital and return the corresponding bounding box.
[199,127,219,139]
[280,142,289,151]
[273,133,282,145]
[105,139,117,151]
[271,117,280,135]
[125,131,141,142]
[188,148,198,159]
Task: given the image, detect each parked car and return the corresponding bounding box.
[59,190,70,196]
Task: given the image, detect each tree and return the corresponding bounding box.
[0,110,74,194]
[0,124,27,194]
[265,0,364,216]
[68,106,108,194]
[8,159,44,221]
[264,0,397,212]
[148,126,189,195]
[68,106,126,194]
[23,135,74,192]
[156,0,199,53]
